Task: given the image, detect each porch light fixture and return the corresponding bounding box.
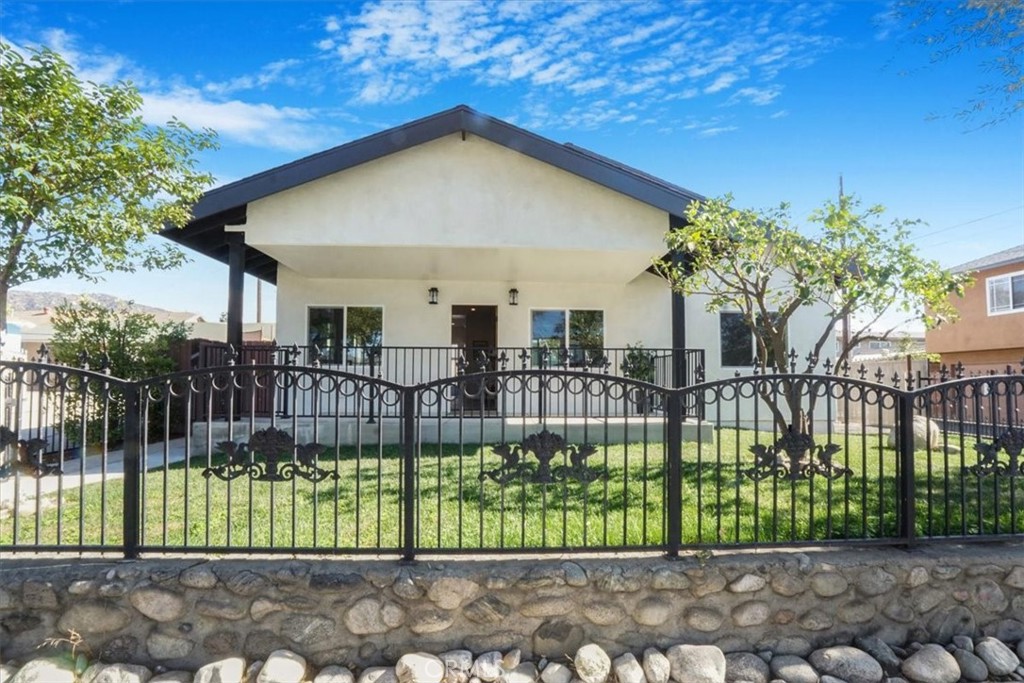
[508,288,519,306]
[428,287,439,305]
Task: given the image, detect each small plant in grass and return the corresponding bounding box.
[693,548,714,568]
[38,628,91,677]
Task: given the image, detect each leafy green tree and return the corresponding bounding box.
[49,299,189,444]
[892,0,1024,126]
[0,42,217,331]
[660,194,972,430]
[50,299,188,379]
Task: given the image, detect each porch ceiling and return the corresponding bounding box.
[259,244,658,283]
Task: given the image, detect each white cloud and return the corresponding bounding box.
[704,72,741,94]
[728,85,782,106]
[203,59,303,96]
[142,87,335,151]
[24,29,335,152]
[770,109,790,119]
[700,125,738,137]
[319,0,840,118]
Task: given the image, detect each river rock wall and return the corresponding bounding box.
[1,545,1022,671]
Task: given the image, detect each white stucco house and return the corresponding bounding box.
[163,105,824,396]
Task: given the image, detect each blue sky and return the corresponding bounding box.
[5,0,1023,326]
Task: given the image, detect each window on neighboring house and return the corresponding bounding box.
[868,340,891,350]
[308,306,383,364]
[719,311,788,368]
[530,309,605,366]
[987,271,1024,315]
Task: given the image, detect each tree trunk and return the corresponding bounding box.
[0,281,8,338]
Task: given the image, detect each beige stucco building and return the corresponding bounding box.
[164,106,826,390]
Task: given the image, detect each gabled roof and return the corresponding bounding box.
[160,105,704,284]
[950,244,1024,274]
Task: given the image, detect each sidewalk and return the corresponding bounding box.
[0,438,188,512]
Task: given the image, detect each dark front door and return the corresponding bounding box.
[451,305,498,412]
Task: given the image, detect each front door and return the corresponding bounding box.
[451,305,498,412]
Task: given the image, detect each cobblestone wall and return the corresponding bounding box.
[1,546,1022,670]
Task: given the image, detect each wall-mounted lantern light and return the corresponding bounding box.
[428,287,439,305]
[508,288,519,306]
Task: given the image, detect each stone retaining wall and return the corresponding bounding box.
[1,545,1022,671]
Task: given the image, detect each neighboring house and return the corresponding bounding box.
[162,105,826,392]
[189,321,276,344]
[926,244,1024,373]
[846,332,926,361]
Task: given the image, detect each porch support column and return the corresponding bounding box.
[227,232,245,351]
[670,251,687,389]
[668,213,691,389]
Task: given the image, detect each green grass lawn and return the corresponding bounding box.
[2,428,1021,552]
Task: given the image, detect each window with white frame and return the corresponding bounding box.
[987,271,1024,315]
[719,311,788,368]
[530,309,604,366]
[308,306,383,364]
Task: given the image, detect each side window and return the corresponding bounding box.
[720,311,787,368]
[720,312,753,367]
[987,272,1024,315]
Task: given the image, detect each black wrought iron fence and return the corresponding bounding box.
[186,344,705,420]
[1,359,1020,558]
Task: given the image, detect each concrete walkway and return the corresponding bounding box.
[0,438,188,513]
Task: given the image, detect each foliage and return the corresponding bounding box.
[658,194,972,428]
[0,42,217,330]
[891,0,1024,127]
[50,299,188,379]
[38,628,91,677]
[49,299,189,444]
[620,342,656,383]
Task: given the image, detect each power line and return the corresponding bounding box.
[914,205,1024,239]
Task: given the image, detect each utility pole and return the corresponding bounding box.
[840,174,851,358]
[256,279,262,324]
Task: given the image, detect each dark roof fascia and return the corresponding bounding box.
[187,105,704,222]
[162,206,278,284]
[950,253,1024,274]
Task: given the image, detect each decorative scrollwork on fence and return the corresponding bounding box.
[480,429,604,486]
[0,426,63,480]
[745,429,852,482]
[967,428,1023,478]
[204,426,339,483]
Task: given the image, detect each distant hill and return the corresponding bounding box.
[8,291,201,321]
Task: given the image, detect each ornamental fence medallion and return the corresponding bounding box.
[0,426,63,480]
[480,429,605,486]
[204,426,338,483]
[967,428,1023,478]
[745,428,852,482]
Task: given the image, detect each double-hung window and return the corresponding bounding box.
[530,309,604,366]
[308,306,383,364]
[719,311,787,368]
[987,271,1024,315]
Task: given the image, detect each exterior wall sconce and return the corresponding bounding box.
[428,287,439,305]
[508,288,519,306]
